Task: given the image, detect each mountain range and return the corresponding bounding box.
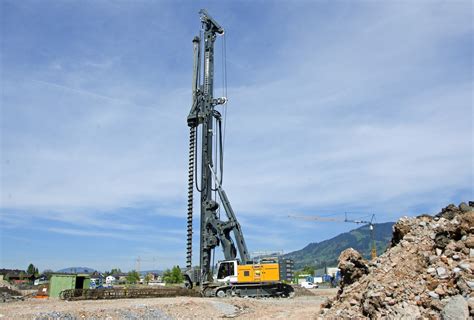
[283,222,394,270]
[56,267,97,274]
[54,223,395,274]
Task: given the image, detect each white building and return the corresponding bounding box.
[105,275,116,285]
[326,267,340,277]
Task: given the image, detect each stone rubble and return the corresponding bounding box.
[320,202,474,319]
[0,286,24,303]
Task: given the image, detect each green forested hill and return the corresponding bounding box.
[284,222,394,270]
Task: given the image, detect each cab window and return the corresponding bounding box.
[217,262,234,279]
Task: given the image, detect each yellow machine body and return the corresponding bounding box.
[212,259,293,297]
[237,263,280,283]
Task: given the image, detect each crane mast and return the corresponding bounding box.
[186,9,250,285]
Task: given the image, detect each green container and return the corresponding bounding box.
[49,274,91,298]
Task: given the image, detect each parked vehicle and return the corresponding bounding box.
[300,281,318,289]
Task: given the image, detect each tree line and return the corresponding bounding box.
[23,263,184,285]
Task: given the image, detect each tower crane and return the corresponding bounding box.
[289,213,378,260]
[183,10,293,298]
[135,256,158,275]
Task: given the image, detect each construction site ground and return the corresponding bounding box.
[0,288,337,319]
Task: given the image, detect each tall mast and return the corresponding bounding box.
[187,9,249,284]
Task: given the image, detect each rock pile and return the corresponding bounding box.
[320,202,474,319]
[0,286,23,303]
[291,285,316,297]
[338,248,369,289]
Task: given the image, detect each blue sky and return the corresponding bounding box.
[1,1,472,272]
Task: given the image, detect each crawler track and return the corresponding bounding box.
[203,282,295,298]
[59,287,200,301]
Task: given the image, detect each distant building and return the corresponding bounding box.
[90,272,103,282]
[113,273,128,284]
[89,272,103,288]
[105,275,116,285]
[34,274,49,286]
[296,274,312,284]
[146,273,156,281]
[326,267,339,277]
[0,269,34,284]
[278,258,294,282]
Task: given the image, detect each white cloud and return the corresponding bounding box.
[0,2,472,264]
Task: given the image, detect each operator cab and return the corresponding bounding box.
[215,260,238,283]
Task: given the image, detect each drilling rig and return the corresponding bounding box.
[184,9,293,298]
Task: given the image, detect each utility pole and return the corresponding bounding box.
[136,256,141,274]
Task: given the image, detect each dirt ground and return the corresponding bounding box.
[0,288,337,319]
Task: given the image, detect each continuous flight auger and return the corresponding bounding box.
[186,126,196,269]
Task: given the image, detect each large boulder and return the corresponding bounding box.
[391,217,412,246]
[441,295,469,320]
[338,248,368,288]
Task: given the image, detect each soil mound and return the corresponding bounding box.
[320,202,473,319]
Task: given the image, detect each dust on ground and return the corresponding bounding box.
[0,288,337,319]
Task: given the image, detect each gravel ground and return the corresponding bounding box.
[0,288,337,319]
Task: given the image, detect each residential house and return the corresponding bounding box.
[34,274,49,286]
[0,269,34,284]
[105,275,116,285]
[113,273,128,284]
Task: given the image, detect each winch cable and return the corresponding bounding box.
[211,33,228,268]
[211,31,227,191]
[222,32,228,179]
